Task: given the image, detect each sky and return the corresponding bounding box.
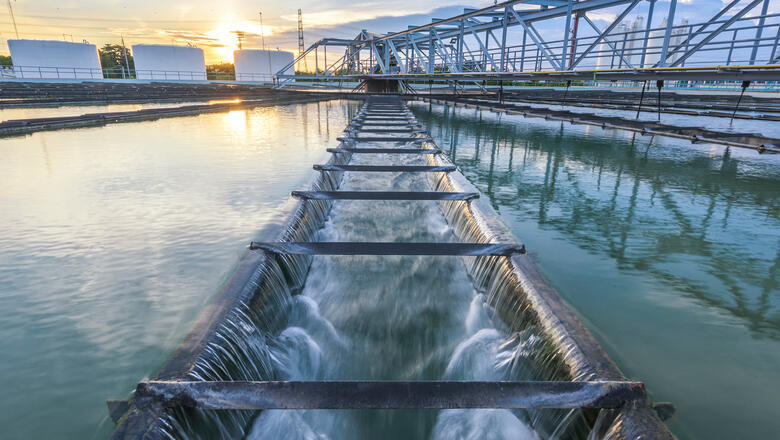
[1,0,776,65]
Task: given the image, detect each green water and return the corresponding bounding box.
[0,101,357,439]
[411,101,780,440]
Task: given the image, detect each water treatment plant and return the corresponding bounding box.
[0,1,778,439]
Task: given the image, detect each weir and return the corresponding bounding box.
[109,96,674,439]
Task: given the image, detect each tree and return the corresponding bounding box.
[99,44,133,73]
[0,55,12,66]
[206,63,235,80]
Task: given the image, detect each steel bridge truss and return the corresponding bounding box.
[275,0,780,86]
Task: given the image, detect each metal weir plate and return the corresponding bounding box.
[291,191,479,201]
[248,242,526,256]
[314,164,454,172]
[136,380,646,410]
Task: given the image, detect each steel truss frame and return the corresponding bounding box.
[275,0,780,86]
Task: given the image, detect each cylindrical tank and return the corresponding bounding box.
[233,50,294,82]
[132,44,207,81]
[7,39,102,79]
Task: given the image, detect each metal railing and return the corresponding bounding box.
[0,65,277,82]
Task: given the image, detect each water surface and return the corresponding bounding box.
[0,101,212,122]
[411,101,780,440]
[0,100,355,439]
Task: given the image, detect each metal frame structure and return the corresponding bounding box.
[276,0,780,85]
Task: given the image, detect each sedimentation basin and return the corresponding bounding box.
[1,89,778,440]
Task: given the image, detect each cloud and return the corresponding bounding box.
[281,7,439,28]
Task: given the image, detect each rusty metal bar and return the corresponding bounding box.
[350,129,424,133]
[136,380,645,410]
[291,191,478,200]
[247,242,525,256]
[314,164,450,172]
[350,122,418,127]
[336,137,429,143]
[326,147,441,154]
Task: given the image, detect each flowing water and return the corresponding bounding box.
[0,100,356,439]
[410,101,780,440]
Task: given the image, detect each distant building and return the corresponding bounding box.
[233,50,294,82]
[645,17,688,67]
[7,39,102,79]
[668,19,689,66]
[628,16,644,67]
[132,44,206,80]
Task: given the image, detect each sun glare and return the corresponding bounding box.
[205,21,274,62]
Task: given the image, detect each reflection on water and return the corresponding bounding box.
[0,101,210,122]
[0,100,357,439]
[411,101,780,440]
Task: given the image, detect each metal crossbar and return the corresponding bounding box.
[356,118,416,122]
[357,116,415,119]
[350,123,418,127]
[314,164,453,172]
[350,129,423,133]
[337,137,428,143]
[136,380,645,410]
[356,116,415,120]
[291,191,479,200]
[326,147,441,154]
[247,242,526,256]
[361,110,409,113]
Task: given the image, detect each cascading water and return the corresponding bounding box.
[156,99,618,440]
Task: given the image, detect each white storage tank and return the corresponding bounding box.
[132,44,207,80]
[234,50,294,82]
[7,39,102,79]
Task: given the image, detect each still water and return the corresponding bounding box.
[0,101,211,122]
[0,100,355,439]
[411,101,780,440]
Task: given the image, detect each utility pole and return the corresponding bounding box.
[6,0,18,39]
[121,35,130,72]
[259,12,266,51]
[298,9,307,72]
[120,35,131,79]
